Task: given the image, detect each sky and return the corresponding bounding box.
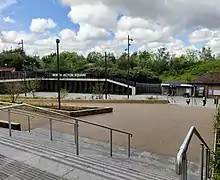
[0,0,220,57]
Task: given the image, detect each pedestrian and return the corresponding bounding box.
[202,96,207,106]
[186,97,190,105]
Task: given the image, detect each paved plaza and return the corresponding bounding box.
[21,92,218,109]
[0,100,215,162]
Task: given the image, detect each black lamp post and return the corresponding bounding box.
[18,39,27,97]
[125,35,133,99]
[104,52,108,100]
[56,39,61,109]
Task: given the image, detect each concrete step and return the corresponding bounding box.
[0,127,180,177]
[0,154,68,180]
[30,127,199,175]
[0,128,199,180]
[0,133,178,180]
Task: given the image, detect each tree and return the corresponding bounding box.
[4,82,24,102]
[27,80,41,98]
[60,88,69,99]
[2,45,220,83]
[87,52,102,64]
[0,49,40,71]
[91,83,105,99]
[199,46,214,61]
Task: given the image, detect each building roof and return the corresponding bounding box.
[190,72,220,84]
[161,83,192,87]
[0,67,15,72]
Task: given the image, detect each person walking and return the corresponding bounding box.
[186,95,190,105]
[202,96,207,106]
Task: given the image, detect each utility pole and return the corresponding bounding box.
[125,35,133,99]
[56,39,61,109]
[18,39,26,97]
[104,52,108,100]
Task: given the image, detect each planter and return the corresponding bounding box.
[0,120,21,131]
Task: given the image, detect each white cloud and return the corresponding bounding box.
[0,0,16,9]
[117,16,151,31]
[189,28,213,44]
[60,0,220,32]
[206,38,220,55]
[3,16,15,23]
[2,0,220,57]
[59,28,76,40]
[1,31,37,43]
[30,18,57,33]
[67,2,117,29]
[76,24,110,41]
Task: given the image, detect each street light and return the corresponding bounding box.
[125,35,133,99]
[18,39,27,97]
[104,52,108,100]
[56,39,61,109]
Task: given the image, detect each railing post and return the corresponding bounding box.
[110,129,112,157]
[205,149,209,180]
[128,134,131,158]
[74,122,77,145]
[181,154,188,180]
[75,120,79,156]
[27,115,31,133]
[49,119,52,141]
[8,109,11,137]
[208,150,212,178]
[200,144,204,180]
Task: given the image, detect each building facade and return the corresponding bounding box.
[190,72,220,98]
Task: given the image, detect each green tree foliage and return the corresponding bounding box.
[4,82,24,102]
[0,49,40,71]
[0,46,220,82]
[27,79,41,98]
[60,88,69,99]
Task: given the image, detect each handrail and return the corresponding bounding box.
[23,103,132,136]
[6,108,75,125]
[0,103,25,110]
[0,103,132,158]
[176,126,212,180]
[5,109,35,119]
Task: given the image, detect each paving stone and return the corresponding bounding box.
[0,144,36,162]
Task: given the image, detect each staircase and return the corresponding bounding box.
[0,127,199,180]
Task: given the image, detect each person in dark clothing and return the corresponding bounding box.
[202,96,207,106]
[186,97,190,105]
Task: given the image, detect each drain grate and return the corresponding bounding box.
[0,155,68,180]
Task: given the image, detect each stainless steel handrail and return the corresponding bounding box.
[24,103,132,135]
[24,103,132,157]
[0,103,132,158]
[176,126,212,180]
[8,108,76,125]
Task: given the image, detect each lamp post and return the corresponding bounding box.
[125,35,133,99]
[56,39,61,109]
[18,39,27,97]
[104,52,108,100]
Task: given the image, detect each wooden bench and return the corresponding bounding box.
[0,120,21,131]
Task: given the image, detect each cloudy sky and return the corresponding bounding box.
[0,0,220,57]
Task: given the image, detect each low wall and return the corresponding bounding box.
[48,107,113,117]
[0,97,169,104]
[0,120,21,131]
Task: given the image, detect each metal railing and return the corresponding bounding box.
[0,103,132,157]
[176,126,212,180]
